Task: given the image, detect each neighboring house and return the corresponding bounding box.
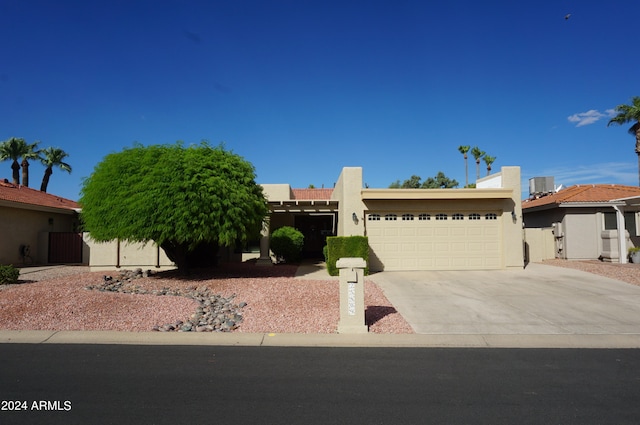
[0,178,84,266]
[87,165,525,272]
[522,184,640,262]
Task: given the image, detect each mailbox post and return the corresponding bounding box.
[336,257,368,334]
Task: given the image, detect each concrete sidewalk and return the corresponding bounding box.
[2,330,640,348]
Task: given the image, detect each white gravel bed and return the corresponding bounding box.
[0,263,414,334]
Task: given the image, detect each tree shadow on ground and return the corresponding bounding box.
[150,261,299,281]
[365,306,398,326]
[2,279,36,287]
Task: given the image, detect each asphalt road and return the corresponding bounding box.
[1,345,640,424]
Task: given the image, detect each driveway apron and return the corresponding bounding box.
[369,263,640,335]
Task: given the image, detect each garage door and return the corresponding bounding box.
[366,211,502,271]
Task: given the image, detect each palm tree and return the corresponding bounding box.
[39,147,72,192]
[0,137,28,185]
[471,146,485,181]
[607,96,640,186]
[483,155,496,176]
[20,141,40,187]
[458,145,471,187]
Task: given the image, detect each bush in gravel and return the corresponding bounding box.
[325,236,369,276]
[0,265,19,284]
[270,226,304,263]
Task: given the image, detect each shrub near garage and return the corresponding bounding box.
[270,226,304,263]
[0,265,19,284]
[324,236,369,276]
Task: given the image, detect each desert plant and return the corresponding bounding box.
[0,265,19,284]
[270,226,304,263]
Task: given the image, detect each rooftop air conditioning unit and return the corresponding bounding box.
[529,176,555,197]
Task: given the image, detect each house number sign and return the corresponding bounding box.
[348,281,356,315]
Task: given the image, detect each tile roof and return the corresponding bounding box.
[522,184,640,209]
[291,188,334,200]
[0,179,80,211]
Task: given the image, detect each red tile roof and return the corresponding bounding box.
[0,179,80,211]
[291,188,333,200]
[522,184,640,209]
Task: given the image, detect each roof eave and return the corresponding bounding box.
[611,195,640,206]
[361,188,514,200]
[560,201,626,208]
[268,199,339,213]
[0,199,79,215]
[523,201,628,213]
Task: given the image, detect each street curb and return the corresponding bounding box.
[2,330,640,348]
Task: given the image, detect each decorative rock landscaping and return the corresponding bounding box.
[85,268,246,332]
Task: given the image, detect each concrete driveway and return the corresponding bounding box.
[369,263,640,335]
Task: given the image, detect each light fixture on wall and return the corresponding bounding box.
[511,211,517,223]
[352,212,358,224]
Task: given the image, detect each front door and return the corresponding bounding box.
[294,214,335,258]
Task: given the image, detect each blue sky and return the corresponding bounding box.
[1,0,638,201]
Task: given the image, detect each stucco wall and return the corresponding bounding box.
[84,235,175,272]
[523,227,555,262]
[332,166,365,237]
[0,205,79,265]
[476,173,502,189]
[564,212,600,260]
[499,167,524,269]
[261,184,292,201]
[522,207,565,228]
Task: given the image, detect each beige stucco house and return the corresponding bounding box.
[256,165,524,272]
[85,165,525,272]
[522,184,640,263]
[0,179,83,266]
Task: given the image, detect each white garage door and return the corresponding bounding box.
[366,211,502,271]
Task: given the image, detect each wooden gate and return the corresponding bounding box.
[49,232,83,264]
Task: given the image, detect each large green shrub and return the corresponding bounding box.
[79,141,268,272]
[325,236,369,276]
[270,226,304,263]
[0,265,19,284]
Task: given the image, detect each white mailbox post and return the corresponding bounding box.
[336,257,368,334]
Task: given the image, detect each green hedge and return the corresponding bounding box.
[270,226,304,263]
[324,236,369,276]
[0,265,20,284]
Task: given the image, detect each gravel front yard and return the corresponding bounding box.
[541,259,640,287]
[3,259,638,334]
[1,263,414,334]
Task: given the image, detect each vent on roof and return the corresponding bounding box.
[529,176,555,198]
